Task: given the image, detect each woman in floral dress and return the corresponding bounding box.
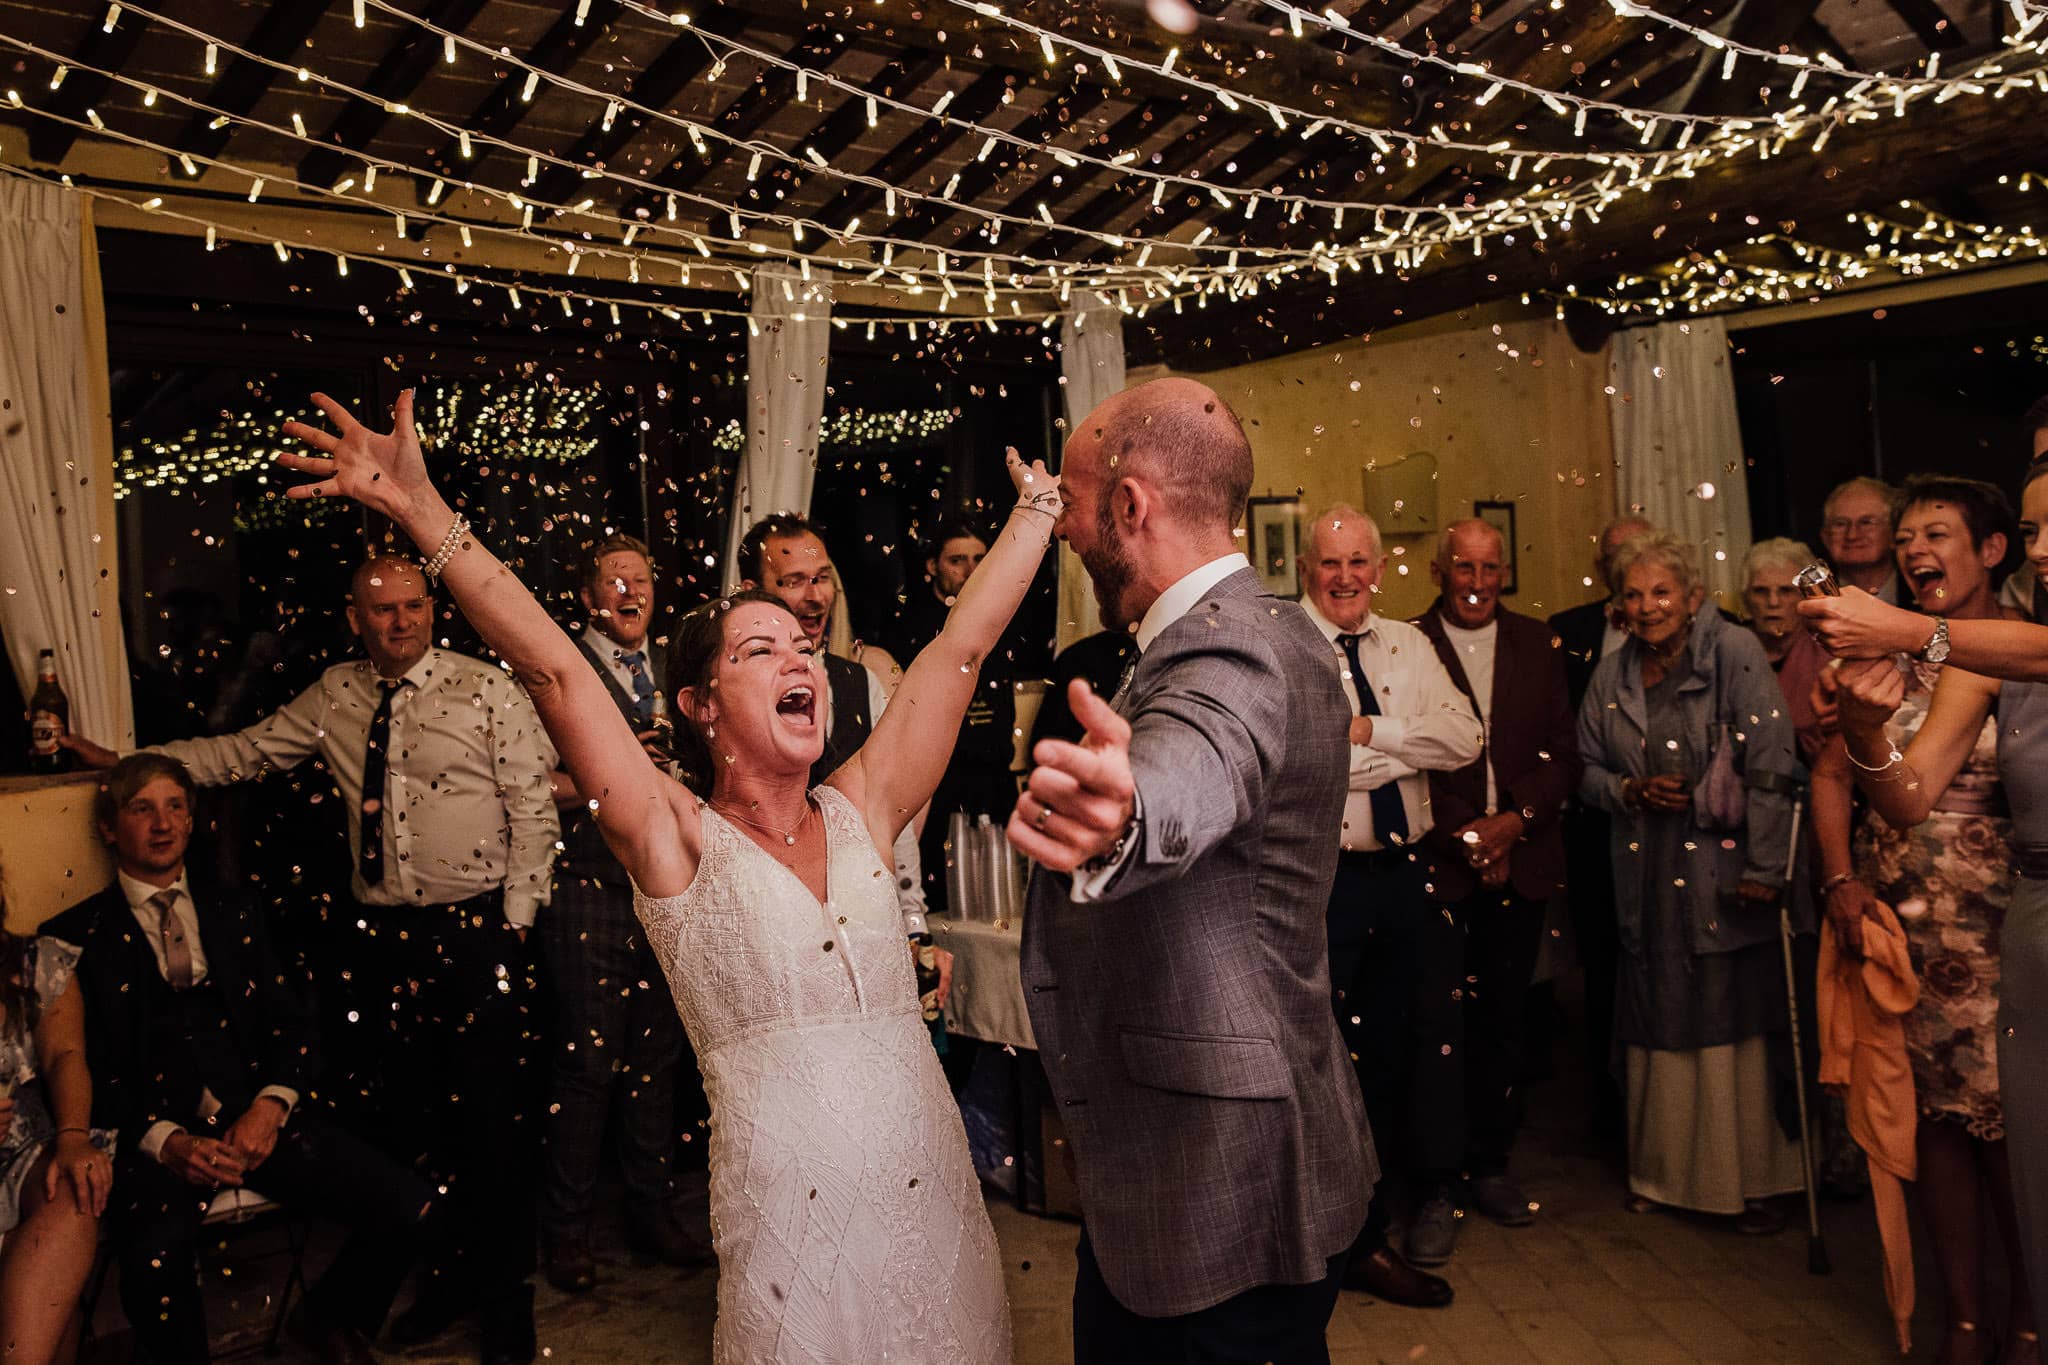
[1810,475,2032,1365]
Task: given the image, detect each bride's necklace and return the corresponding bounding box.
[712,797,813,847]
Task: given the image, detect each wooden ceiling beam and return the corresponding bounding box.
[720,0,1414,128]
[616,27,854,223]
[169,3,336,170]
[807,67,1013,229]
[773,51,948,215]
[27,7,151,162]
[298,0,492,191]
[418,1,621,186]
[526,11,752,213]
[1883,0,1969,51]
[965,95,1187,255]
[1133,90,2042,368]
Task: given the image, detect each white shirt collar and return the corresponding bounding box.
[119,869,192,912]
[580,621,645,660]
[1134,553,1250,653]
[1297,595,1375,644]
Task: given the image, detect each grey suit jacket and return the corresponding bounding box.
[1020,566,1375,1318]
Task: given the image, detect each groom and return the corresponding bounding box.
[1009,378,1373,1363]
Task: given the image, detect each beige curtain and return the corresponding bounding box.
[0,180,133,746]
[1608,316,1753,602]
[1055,298,1128,651]
[722,262,832,592]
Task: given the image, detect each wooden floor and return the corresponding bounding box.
[98,1062,2002,1363]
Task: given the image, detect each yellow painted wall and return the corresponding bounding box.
[1153,312,1620,624]
[0,774,113,933]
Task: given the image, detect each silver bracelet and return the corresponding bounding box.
[420,514,471,578]
[1843,742,1902,775]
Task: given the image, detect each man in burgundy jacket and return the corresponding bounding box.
[1407,518,1583,1267]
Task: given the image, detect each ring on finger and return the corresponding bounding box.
[1033,802,1054,830]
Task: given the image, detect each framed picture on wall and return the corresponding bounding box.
[1474,500,1518,595]
[1247,497,1304,598]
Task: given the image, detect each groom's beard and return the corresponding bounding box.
[1080,506,1136,630]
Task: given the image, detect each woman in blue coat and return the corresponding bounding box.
[1577,532,1809,1233]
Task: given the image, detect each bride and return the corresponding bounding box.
[279,391,1053,1363]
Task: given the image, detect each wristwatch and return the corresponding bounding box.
[1919,616,1951,665]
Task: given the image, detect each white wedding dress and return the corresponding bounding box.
[636,784,1012,1364]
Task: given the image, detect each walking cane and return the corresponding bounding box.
[1776,795,1831,1275]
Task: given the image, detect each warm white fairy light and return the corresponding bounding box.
[12,0,2043,335]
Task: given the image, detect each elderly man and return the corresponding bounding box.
[1547,514,1653,1145]
[540,534,709,1294]
[1820,476,1906,606]
[1410,518,1581,1265]
[1294,504,1483,1297]
[66,555,561,1364]
[46,754,436,1365]
[1006,380,1376,1363]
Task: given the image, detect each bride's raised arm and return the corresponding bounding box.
[838,450,1058,845]
[278,390,697,884]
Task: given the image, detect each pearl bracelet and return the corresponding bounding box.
[420,514,471,578]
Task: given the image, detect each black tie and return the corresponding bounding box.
[1337,632,1410,847]
[359,679,401,886]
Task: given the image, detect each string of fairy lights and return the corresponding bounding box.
[709,408,956,455]
[1533,197,2048,318]
[1,0,2042,332]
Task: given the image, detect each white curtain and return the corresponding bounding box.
[1608,315,1753,602]
[723,262,833,591]
[0,180,133,746]
[1054,297,1128,651]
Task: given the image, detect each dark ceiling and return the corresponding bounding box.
[0,0,2039,368]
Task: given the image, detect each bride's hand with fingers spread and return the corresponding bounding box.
[277,390,441,525]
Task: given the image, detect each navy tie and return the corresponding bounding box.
[1337,632,1410,847]
[623,651,655,727]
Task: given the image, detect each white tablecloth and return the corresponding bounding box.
[936,915,1036,1050]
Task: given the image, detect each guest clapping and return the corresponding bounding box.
[0,912,106,1365]
[1577,532,1808,1233]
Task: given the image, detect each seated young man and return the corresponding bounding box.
[43,753,435,1364]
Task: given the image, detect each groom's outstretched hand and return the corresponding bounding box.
[1009,679,1136,874]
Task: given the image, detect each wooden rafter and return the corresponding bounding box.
[418,0,621,186]
[298,0,492,192]
[806,67,1013,230]
[168,3,336,171]
[615,26,854,225]
[771,51,948,217]
[527,10,754,213]
[1135,83,2045,367]
[26,6,151,163]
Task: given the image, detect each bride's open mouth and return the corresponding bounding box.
[775,684,817,727]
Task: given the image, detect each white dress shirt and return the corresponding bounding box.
[1072,553,1250,902]
[1438,613,1500,811]
[118,870,300,1161]
[1299,599,1483,852]
[156,650,561,926]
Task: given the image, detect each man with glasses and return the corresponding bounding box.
[1819,477,1905,606]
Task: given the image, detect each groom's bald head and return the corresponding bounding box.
[1067,377,1254,534]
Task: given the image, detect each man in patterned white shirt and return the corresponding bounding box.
[67,554,560,1363]
[1296,505,1482,1308]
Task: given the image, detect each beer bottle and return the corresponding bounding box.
[28,649,70,774]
